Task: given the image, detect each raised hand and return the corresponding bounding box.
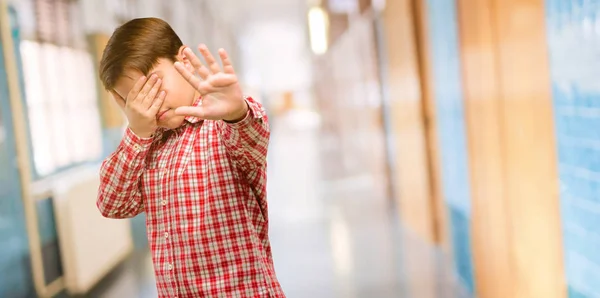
[173,45,248,122]
[112,74,166,138]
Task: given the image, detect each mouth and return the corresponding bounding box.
[157,110,169,120]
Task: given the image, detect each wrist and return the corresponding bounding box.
[223,100,249,123]
[129,126,154,139]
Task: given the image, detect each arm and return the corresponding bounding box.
[216,96,270,172]
[97,128,153,219]
[171,45,268,170]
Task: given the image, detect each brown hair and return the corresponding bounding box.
[99,17,183,90]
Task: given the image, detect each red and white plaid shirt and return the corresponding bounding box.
[97,96,285,298]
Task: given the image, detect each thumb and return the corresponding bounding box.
[175,106,206,118]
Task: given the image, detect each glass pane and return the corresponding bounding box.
[20,40,44,106]
[54,0,70,46]
[35,0,55,43]
[61,47,85,162]
[41,43,70,169]
[79,51,97,103]
[28,106,54,176]
[68,1,86,49]
[71,50,102,163]
[82,55,102,161]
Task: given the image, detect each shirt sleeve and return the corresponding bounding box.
[96,127,153,219]
[216,96,270,172]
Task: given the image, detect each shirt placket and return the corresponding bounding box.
[160,147,179,298]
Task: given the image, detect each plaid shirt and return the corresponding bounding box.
[97,97,285,298]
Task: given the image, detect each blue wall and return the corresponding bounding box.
[426,0,474,293]
[546,1,600,297]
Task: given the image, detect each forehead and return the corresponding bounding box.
[112,59,171,99]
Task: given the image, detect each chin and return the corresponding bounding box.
[159,116,186,130]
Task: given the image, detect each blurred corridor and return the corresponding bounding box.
[0,0,599,297]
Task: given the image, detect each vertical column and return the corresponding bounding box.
[381,0,436,243]
[413,0,449,251]
[457,0,566,296]
[494,0,565,296]
[420,0,474,291]
[456,0,512,296]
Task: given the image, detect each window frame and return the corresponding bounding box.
[18,0,105,181]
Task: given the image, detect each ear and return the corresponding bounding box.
[177,45,195,72]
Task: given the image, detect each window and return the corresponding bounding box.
[19,0,103,178]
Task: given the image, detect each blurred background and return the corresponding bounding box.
[0,0,596,297]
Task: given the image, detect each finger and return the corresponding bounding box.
[174,61,203,91]
[183,47,210,80]
[128,75,147,102]
[207,73,238,88]
[218,48,235,74]
[110,91,126,110]
[199,44,221,74]
[175,106,206,118]
[149,91,166,114]
[136,74,159,102]
[143,78,162,107]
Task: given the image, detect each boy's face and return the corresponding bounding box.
[113,51,197,130]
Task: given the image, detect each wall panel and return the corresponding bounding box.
[424,0,474,291]
[414,0,449,249]
[546,1,600,297]
[458,0,566,296]
[494,0,565,296]
[456,0,512,296]
[382,0,435,243]
[0,6,33,297]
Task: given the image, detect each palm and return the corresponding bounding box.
[174,45,246,121]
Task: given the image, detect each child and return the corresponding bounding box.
[96,17,285,298]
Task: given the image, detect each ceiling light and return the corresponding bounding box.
[308,6,329,55]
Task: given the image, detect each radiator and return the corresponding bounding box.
[50,164,134,294]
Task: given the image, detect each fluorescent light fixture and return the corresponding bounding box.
[308,6,329,55]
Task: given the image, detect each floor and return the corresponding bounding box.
[80,112,471,298]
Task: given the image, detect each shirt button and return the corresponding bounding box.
[162,200,167,206]
[168,264,173,270]
[133,144,141,151]
[165,232,169,238]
